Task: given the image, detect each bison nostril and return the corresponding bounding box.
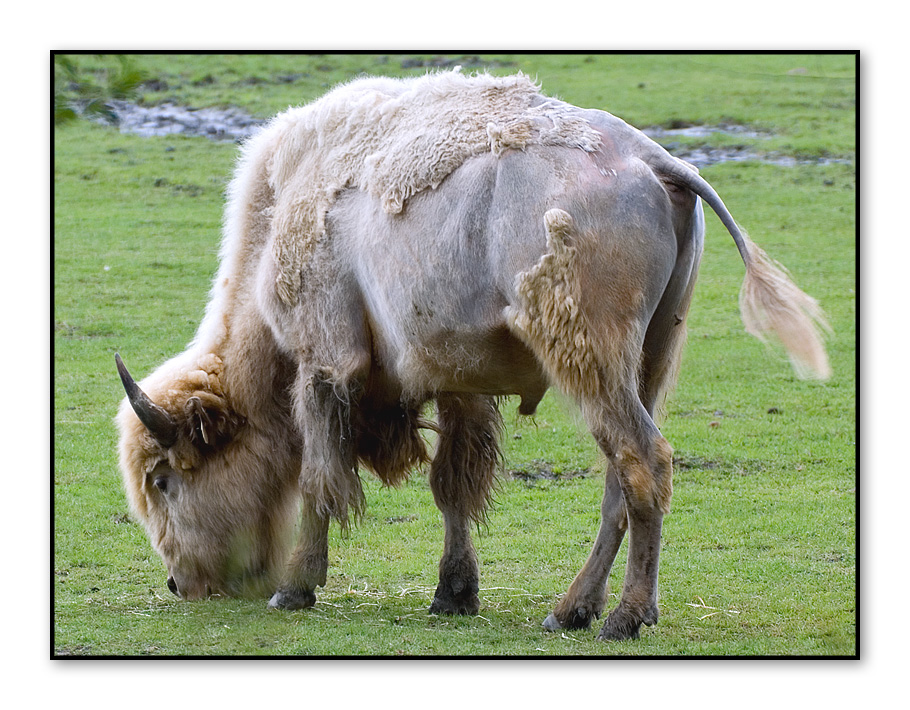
[167,576,178,596]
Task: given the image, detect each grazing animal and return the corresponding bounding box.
[116,70,829,641]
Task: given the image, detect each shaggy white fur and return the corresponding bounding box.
[235,70,602,305]
[506,209,643,401]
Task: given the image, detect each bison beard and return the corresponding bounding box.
[116,69,830,642]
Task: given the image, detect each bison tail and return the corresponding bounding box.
[738,232,832,380]
[653,153,832,380]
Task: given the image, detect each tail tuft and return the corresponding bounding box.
[738,234,832,380]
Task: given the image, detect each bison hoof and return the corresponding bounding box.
[596,605,657,641]
[429,577,480,616]
[429,595,480,616]
[428,587,480,616]
[267,588,316,611]
[542,613,562,632]
[542,605,597,632]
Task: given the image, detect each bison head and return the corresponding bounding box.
[115,353,299,600]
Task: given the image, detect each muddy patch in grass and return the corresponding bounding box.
[673,454,769,478]
[399,55,516,70]
[99,101,851,168]
[644,121,772,141]
[55,645,94,656]
[509,460,590,484]
[673,454,720,471]
[643,121,851,168]
[105,99,263,141]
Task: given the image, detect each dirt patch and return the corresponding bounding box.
[644,122,771,140]
[673,455,720,471]
[399,55,516,70]
[509,460,590,482]
[643,121,851,168]
[664,144,852,168]
[55,646,94,656]
[106,99,263,142]
[101,101,851,168]
[673,454,768,477]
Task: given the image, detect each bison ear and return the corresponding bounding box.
[184,395,244,449]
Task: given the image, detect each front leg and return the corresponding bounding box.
[429,508,480,615]
[268,497,329,610]
[427,394,500,616]
[270,361,366,610]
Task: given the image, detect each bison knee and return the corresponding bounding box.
[296,365,367,525]
[612,436,673,514]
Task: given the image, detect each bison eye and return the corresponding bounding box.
[153,475,169,493]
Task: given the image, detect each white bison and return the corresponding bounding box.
[116,70,829,640]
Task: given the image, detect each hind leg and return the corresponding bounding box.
[639,210,702,420]
[547,269,693,638]
[586,214,699,634]
[589,398,673,640]
[543,393,672,641]
[546,214,700,630]
[543,465,627,630]
[428,394,501,616]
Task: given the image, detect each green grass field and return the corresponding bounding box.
[53,53,856,656]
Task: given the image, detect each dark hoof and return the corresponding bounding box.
[428,594,480,615]
[268,588,316,611]
[597,605,657,641]
[543,604,597,632]
[428,584,480,615]
[429,574,480,616]
[542,613,562,631]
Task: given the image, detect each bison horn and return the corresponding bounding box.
[115,353,179,448]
